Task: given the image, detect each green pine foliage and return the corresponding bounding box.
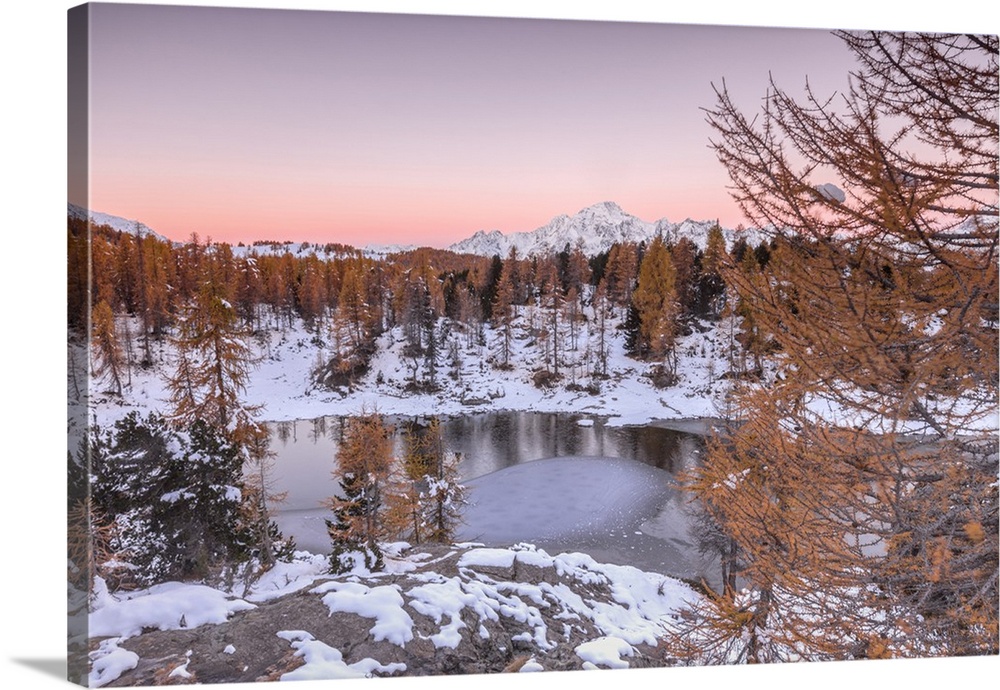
[325,471,385,574]
[88,412,254,586]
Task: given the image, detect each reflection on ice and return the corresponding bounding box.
[457,455,715,584]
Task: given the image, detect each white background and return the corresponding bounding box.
[1,1,997,689]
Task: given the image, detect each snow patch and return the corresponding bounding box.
[241,551,330,602]
[311,581,415,647]
[89,583,256,638]
[519,658,545,672]
[88,638,139,688]
[575,635,635,669]
[167,651,193,679]
[276,630,406,680]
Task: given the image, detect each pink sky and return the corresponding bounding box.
[77,3,863,247]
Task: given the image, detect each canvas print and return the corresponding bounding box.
[67,2,999,686]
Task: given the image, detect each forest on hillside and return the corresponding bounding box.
[68,214,752,394]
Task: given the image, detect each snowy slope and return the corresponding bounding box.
[90,306,735,429]
[68,203,173,244]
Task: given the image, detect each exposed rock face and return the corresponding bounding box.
[99,544,693,685]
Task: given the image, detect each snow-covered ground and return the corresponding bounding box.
[90,306,734,429]
[87,285,999,439]
[86,542,700,687]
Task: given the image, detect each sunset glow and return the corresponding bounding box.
[78,3,861,247]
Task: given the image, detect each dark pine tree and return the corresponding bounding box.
[479,254,503,322]
[89,413,253,585]
[622,302,643,357]
[325,471,384,574]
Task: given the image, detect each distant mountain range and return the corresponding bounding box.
[68,201,765,258]
[446,201,761,257]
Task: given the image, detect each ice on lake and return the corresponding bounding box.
[274,454,715,583]
[457,455,711,582]
[458,456,669,544]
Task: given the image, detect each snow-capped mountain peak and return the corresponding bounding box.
[447,202,732,257]
[576,200,630,222]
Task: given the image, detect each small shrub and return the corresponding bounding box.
[565,381,601,395]
[649,365,677,389]
[532,370,561,389]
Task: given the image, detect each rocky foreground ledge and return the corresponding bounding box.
[90,543,699,685]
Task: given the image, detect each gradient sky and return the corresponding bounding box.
[79,2,865,247]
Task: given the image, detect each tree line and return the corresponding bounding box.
[71,213,753,398]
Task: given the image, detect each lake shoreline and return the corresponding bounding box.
[647,416,719,436]
[92,312,732,432]
[263,407,722,434]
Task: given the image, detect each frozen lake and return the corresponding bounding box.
[267,411,714,582]
[457,455,712,581]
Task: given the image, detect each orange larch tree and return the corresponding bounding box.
[670,31,998,662]
[326,411,396,573]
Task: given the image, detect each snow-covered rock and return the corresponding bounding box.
[91,543,699,685]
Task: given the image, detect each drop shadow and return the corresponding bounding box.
[10,658,66,681]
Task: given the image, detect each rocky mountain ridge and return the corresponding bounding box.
[68,201,765,259]
[447,201,751,257]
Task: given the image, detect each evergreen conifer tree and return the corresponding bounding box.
[326,412,395,573]
[89,413,252,585]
